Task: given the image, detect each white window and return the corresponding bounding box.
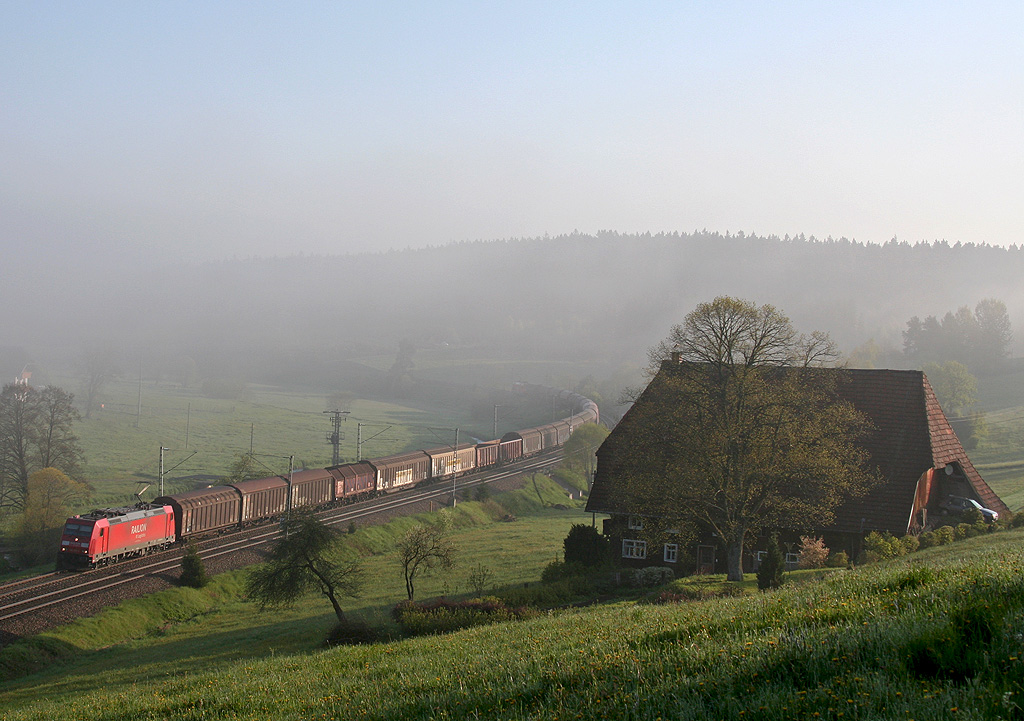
[663,543,678,563]
[627,515,643,530]
[785,552,800,570]
[622,539,647,559]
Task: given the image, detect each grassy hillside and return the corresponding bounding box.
[4,513,1024,718]
[968,368,1024,511]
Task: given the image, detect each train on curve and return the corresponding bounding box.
[57,385,598,569]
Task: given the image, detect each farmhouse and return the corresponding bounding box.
[586,361,1009,574]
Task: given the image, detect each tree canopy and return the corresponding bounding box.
[903,299,1012,373]
[396,514,455,600]
[617,297,876,581]
[0,383,84,514]
[245,510,364,624]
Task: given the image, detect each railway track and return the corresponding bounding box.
[0,451,564,645]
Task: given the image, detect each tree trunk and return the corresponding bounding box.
[324,588,347,624]
[725,530,746,581]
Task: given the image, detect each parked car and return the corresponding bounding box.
[940,495,999,523]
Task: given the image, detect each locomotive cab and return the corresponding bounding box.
[57,518,99,570]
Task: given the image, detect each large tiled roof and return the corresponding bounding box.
[586,363,1007,536]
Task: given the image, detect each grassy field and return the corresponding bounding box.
[966,368,1024,511]
[3,510,1024,718]
[48,369,549,509]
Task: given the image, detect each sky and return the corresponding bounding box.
[2,2,1022,268]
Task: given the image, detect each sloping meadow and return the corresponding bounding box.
[4,528,1024,719]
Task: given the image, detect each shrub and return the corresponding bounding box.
[899,534,920,555]
[961,507,983,525]
[391,597,537,637]
[933,525,956,545]
[179,542,208,589]
[826,550,849,568]
[757,537,785,591]
[632,566,674,588]
[797,536,829,569]
[562,524,608,568]
[541,560,588,584]
[918,531,937,549]
[325,618,380,646]
[863,531,902,561]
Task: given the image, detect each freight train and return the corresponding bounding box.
[57,385,598,569]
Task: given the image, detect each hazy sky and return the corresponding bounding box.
[3,2,1022,267]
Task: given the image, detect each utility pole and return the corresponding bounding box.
[286,454,294,537]
[452,428,459,507]
[159,446,168,496]
[135,359,143,429]
[324,410,350,465]
[493,404,502,440]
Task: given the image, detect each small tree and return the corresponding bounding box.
[397,516,455,600]
[797,535,829,569]
[757,536,785,591]
[467,562,493,596]
[225,453,265,483]
[245,510,364,624]
[563,524,608,568]
[16,467,90,565]
[179,541,208,588]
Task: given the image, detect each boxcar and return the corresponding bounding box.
[475,440,499,469]
[327,462,377,501]
[288,469,336,510]
[539,424,559,450]
[370,450,431,492]
[230,476,289,523]
[506,428,544,456]
[499,436,523,463]
[58,504,175,568]
[157,486,241,538]
[427,444,476,479]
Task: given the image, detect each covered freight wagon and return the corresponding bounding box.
[370,451,431,492]
[230,476,289,523]
[287,468,335,510]
[156,486,241,538]
[427,444,476,479]
[327,462,376,501]
[476,440,500,469]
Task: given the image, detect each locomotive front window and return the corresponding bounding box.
[64,523,94,534]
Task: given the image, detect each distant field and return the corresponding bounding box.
[49,365,558,509]
[961,368,1024,511]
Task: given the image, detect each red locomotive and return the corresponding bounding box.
[57,503,175,569]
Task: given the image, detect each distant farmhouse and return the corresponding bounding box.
[586,361,1008,574]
